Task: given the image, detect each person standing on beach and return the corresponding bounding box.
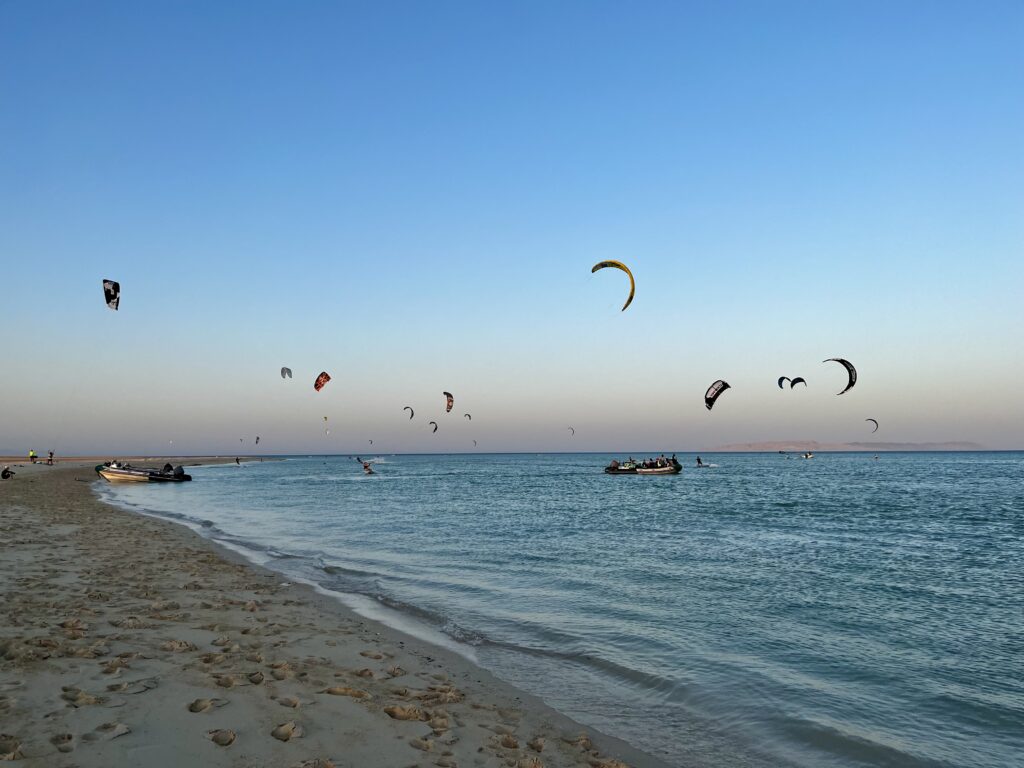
[47,450,54,465]
[28,449,37,463]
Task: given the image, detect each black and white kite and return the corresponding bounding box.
[102,279,120,311]
[705,380,731,411]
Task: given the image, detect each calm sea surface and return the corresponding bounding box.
[97,452,1024,767]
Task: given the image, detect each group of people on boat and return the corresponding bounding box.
[607,454,682,471]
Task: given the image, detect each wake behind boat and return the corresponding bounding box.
[96,461,192,483]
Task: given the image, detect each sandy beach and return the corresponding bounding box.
[0,462,662,768]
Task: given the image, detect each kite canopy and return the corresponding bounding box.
[102,279,120,311]
[823,358,857,395]
[591,260,635,311]
[281,367,292,379]
[778,376,790,389]
[403,406,414,419]
[443,392,454,413]
[866,418,879,433]
[429,421,438,433]
[568,426,575,436]
[790,377,806,388]
[464,413,472,421]
[314,372,331,392]
[705,380,731,411]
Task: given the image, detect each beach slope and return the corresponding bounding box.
[1,465,657,768]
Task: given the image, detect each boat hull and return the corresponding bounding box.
[98,468,152,483]
[635,465,682,475]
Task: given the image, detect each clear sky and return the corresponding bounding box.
[1,1,1021,455]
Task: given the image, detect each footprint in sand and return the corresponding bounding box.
[50,733,74,753]
[0,734,24,760]
[271,721,303,741]
[160,639,197,652]
[383,705,427,721]
[527,736,545,752]
[205,729,236,746]
[61,686,105,707]
[81,722,130,741]
[321,686,369,699]
[359,650,384,659]
[247,671,265,684]
[288,760,335,768]
[188,698,228,713]
[274,696,300,709]
[409,736,433,752]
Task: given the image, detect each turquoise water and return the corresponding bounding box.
[98,452,1024,767]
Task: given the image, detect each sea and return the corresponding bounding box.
[96,452,1023,768]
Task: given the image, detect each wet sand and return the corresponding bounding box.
[0,462,665,768]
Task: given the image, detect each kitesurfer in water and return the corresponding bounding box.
[235,457,240,466]
[696,456,704,467]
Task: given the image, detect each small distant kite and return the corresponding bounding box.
[473,439,477,447]
[443,392,454,413]
[464,413,472,421]
[591,260,635,311]
[102,279,120,311]
[568,426,575,436]
[314,372,331,392]
[255,436,260,445]
[778,376,807,389]
[823,358,857,395]
[778,376,790,389]
[281,367,292,379]
[705,380,731,411]
[429,421,438,433]
[866,418,879,433]
[368,439,373,445]
[403,406,414,419]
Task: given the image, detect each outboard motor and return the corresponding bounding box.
[173,465,185,478]
[162,463,174,474]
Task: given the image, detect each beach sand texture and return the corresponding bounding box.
[1,464,656,768]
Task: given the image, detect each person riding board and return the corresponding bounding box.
[696,456,704,467]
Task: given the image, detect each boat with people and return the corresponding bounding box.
[605,455,682,475]
[95,461,192,483]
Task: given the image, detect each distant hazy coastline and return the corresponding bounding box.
[712,440,986,452]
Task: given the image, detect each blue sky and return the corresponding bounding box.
[2,1,1021,454]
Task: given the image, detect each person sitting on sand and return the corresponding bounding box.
[1,466,14,480]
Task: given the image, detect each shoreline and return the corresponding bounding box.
[0,463,670,768]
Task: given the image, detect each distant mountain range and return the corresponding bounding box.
[713,440,986,452]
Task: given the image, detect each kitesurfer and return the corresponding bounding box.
[235,457,240,466]
[696,456,704,467]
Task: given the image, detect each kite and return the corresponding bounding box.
[429,421,438,433]
[591,261,635,311]
[822,358,857,395]
[443,392,454,413]
[368,439,373,445]
[704,380,731,411]
[464,413,472,421]
[866,418,879,433]
[473,440,477,447]
[314,372,331,392]
[102,279,120,311]
[281,367,292,379]
[404,406,414,419]
[778,377,790,389]
[256,436,260,445]
[790,377,807,387]
[568,426,575,436]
